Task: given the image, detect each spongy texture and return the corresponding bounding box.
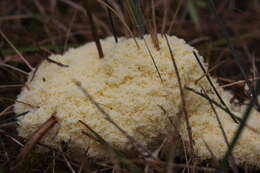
[14,35,260,166]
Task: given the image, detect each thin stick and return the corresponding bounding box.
[98,0,139,48]
[0,111,29,125]
[164,34,194,156]
[209,0,260,110]
[143,38,163,83]
[61,151,76,173]
[12,115,57,172]
[0,63,29,75]
[201,138,219,166]
[74,81,154,160]
[195,59,227,84]
[64,9,78,51]
[82,0,104,58]
[202,88,239,172]
[193,51,238,123]
[0,104,13,117]
[15,99,40,109]
[0,30,34,71]
[46,57,69,67]
[218,81,260,172]
[167,0,184,33]
[151,0,159,50]
[220,77,260,88]
[0,84,24,89]
[184,86,260,135]
[105,0,118,43]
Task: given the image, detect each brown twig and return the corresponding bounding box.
[74,80,154,160]
[11,115,58,172]
[164,34,194,157]
[82,0,104,58]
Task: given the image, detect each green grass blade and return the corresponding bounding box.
[187,0,200,30]
[126,0,146,37]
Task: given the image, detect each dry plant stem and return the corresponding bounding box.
[161,0,169,34]
[11,115,57,172]
[0,84,24,89]
[195,60,227,84]
[83,0,104,58]
[0,104,13,117]
[105,0,118,43]
[203,89,239,173]
[150,0,159,50]
[74,81,154,160]
[15,100,39,109]
[143,38,163,83]
[46,57,69,67]
[202,138,219,167]
[134,159,215,172]
[0,136,10,163]
[97,0,139,48]
[0,111,29,125]
[193,51,238,123]
[64,9,78,51]
[219,77,260,88]
[0,63,29,75]
[61,151,76,173]
[209,0,260,111]
[164,34,194,157]
[0,129,58,152]
[0,30,34,71]
[167,0,184,33]
[0,121,18,129]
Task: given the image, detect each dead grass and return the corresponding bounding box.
[0,0,260,172]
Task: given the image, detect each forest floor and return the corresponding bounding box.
[0,0,259,172]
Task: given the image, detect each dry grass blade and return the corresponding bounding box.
[105,0,118,43]
[0,30,34,71]
[64,9,78,51]
[0,63,29,75]
[0,121,17,129]
[82,0,104,58]
[202,88,239,172]
[0,110,29,125]
[11,115,57,172]
[134,159,216,172]
[143,38,163,83]
[167,0,184,33]
[97,0,139,48]
[218,80,260,172]
[150,0,159,50]
[79,120,142,173]
[193,51,238,123]
[61,151,76,173]
[46,57,69,67]
[185,86,260,135]
[0,135,10,164]
[195,59,227,84]
[74,81,154,160]
[219,77,260,88]
[164,34,194,157]
[201,138,219,167]
[0,129,58,152]
[0,104,13,117]
[15,100,39,109]
[0,84,24,89]
[209,0,260,111]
